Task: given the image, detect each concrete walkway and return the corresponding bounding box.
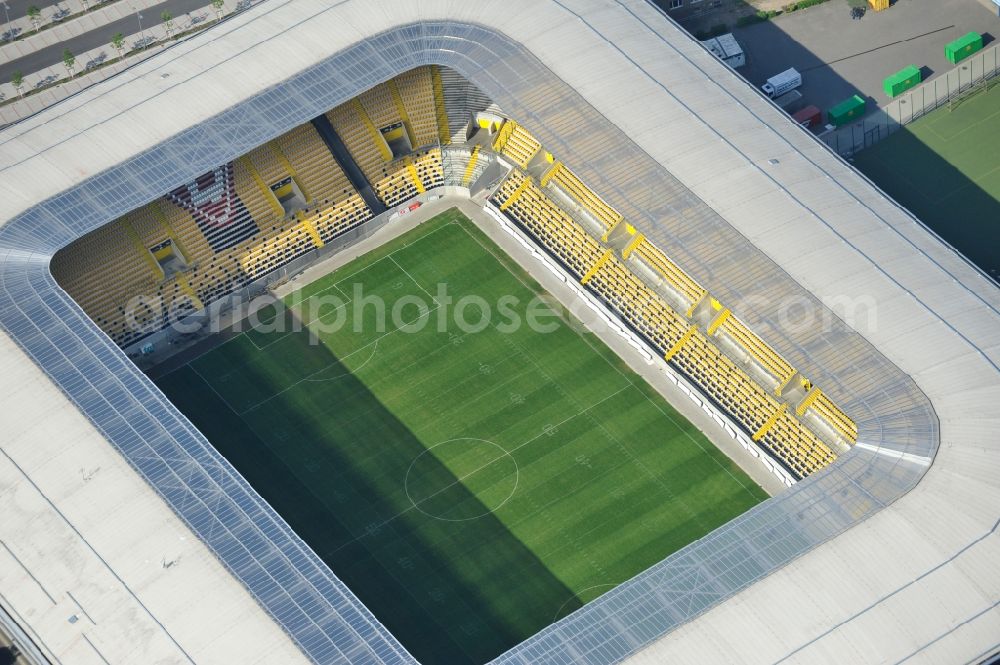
[0,0,218,83]
[3,0,133,59]
[0,0,250,125]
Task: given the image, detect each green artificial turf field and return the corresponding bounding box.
[156,209,767,664]
[853,78,1000,278]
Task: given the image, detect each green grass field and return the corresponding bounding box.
[853,78,1000,278]
[156,209,767,664]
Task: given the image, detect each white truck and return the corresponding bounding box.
[762,68,802,98]
[701,33,745,68]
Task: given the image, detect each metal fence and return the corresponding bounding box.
[820,42,1000,156]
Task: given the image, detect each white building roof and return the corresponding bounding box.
[0,331,307,665]
[0,1,997,663]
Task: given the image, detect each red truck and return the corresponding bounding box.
[792,105,822,129]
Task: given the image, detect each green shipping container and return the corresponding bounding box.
[945,32,983,64]
[827,95,866,126]
[883,65,922,97]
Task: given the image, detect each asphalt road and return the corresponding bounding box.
[1,0,211,82]
[2,0,115,35]
[732,0,997,115]
[4,0,73,21]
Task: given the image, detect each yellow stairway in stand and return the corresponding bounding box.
[461,146,481,186]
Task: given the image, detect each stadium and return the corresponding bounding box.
[0,1,998,664]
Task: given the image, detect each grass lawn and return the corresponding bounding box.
[156,208,767,664]
[853,78,1000,278]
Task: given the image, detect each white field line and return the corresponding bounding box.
[290,219,455,304]
[238,302,442,415]
[494,330,711,551]
[189,363,244,415]
[477,207,767,502]
[323,382,635,558]
[389,255,437,302]
[304,340,379,383]
[197,221,457,382]
[195,214,760,568]
[294,345,525,471]
[211,228,452,396]
[451,221,634,383]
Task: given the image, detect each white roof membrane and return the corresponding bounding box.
[0,1,996,663]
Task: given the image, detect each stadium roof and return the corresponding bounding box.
[0,0,998,663]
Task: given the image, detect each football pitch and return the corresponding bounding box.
[853,78,1000,278]
[156,209,767,664]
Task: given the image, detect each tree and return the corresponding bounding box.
[111,32,125,59]
[210,0,223,22]
[11,71,24,99]
[160,10,173,38]
[26,5,41,32]
[62,48,75,78]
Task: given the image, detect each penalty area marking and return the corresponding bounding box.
[551,583,619,622]
[404,438,519,522]
[305,340,379,383]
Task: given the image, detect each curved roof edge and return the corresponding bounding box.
[0,1,996,664]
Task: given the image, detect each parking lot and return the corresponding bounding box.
[732,0,999,118]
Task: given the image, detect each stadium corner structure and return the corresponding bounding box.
[0,1,998,664]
